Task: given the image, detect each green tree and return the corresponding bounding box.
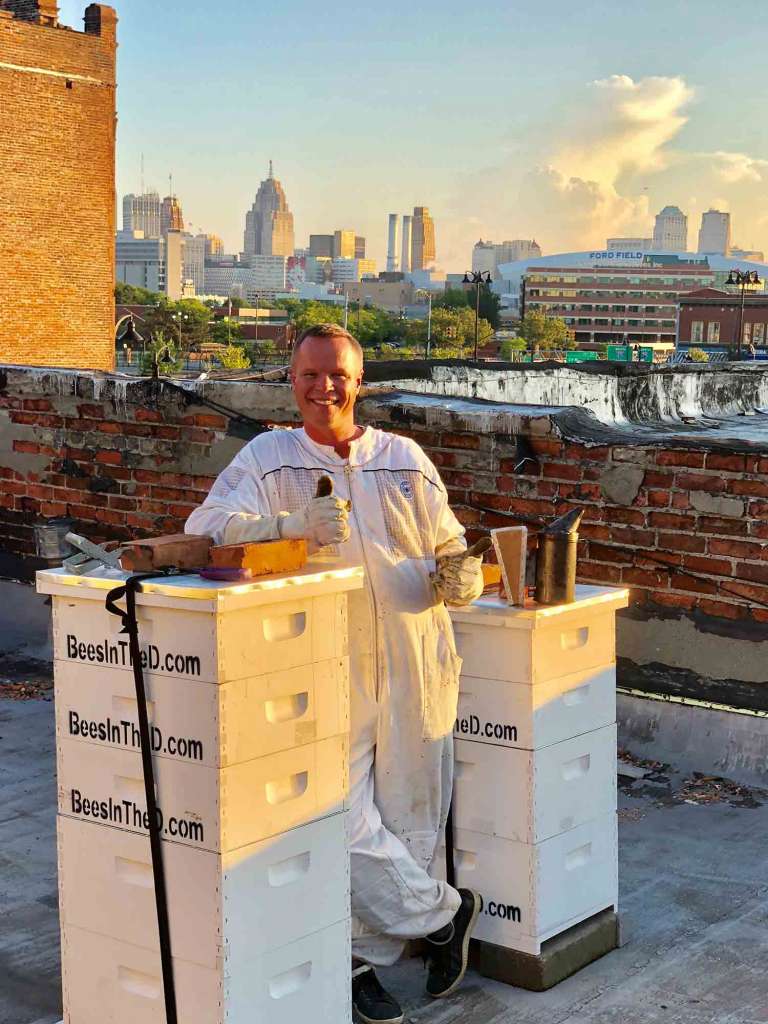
[519,310,575,351]
[435,284,500,328]
[115,281,162,305]
[139,330,182,376]
[218,344,252,370]
[434,288,469,310]
[499,336,528,359]
[210,319,243,346]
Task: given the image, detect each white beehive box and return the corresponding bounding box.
[57,732,348,854]
[450,585,629,685]
[454,663,616,751]
[58,813,350,962]
[61,917,351,1024]
[54,655,349,767]
[443,814,618,955]
[453,725,617,843]
[37,565,364,685]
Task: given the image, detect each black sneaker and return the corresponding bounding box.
[351,962,404,1024]
[424,888,481,998]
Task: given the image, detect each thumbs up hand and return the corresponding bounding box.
[279,475,351,547]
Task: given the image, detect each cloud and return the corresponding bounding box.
[708,151,768,184]
[440,74,768,267]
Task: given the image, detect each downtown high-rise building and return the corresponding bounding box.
[697,210,731,255]
[411,206,436,270]
[161,194,184,235]
[653,205,688,252]
[386,214,400,272]
[401,215,412,273]
[243,162,295,258]
[122,191,161,237]
[473,238,542,277]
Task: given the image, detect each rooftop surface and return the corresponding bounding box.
[2,586,767,1024]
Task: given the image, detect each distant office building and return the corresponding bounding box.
[401,215,412,273]
[333,230,356,259]
[205,234,224,259]
[309,234,334,258]
[286,255,307,290]
[472,241,496,276]
[122,191,161,237]
[243,162,294,258]
[606,237,653,252]
[355,236,366,259]
[653,206,688,252]
[116,230,184,299]
[472,239,542,279]
[205,255,287,302]
[304,255,332,284]
[730,247,765,263]
[161,195,184,235]
[344,280,415,314]
[411,206,436,270]
[182,233,207,295]
[331,257,377,284]
[386,214,400,272]
[697,210,731,255]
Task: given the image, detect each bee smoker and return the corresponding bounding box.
[534,508,584,605]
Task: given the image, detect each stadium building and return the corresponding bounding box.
[497,250,768,346]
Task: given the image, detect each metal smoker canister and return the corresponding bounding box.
[535,508,584,605]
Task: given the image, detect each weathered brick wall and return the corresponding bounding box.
[2,366,768,709]
[0,4,117,370]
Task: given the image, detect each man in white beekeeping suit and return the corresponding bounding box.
[186,323,484,1024]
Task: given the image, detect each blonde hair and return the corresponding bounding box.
[291,322,363,367]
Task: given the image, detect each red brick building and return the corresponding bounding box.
[678,288,768,350]
[0,1,117,370]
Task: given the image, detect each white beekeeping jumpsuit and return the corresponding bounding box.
[186,425,469,964]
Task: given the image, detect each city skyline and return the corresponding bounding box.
[56,0,768,268]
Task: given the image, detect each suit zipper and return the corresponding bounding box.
[344,463,381,700]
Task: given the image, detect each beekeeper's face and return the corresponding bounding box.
[290,335,363,437]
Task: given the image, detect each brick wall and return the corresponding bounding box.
[0,4,117,370]
[2,366,768,709]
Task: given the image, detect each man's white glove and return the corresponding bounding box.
[222,475,350,549]
[279,494,350,547]
[430,552,484,607]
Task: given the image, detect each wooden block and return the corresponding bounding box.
[491,526,527,606]
[119,534,212,571]
[210,538,308,576]
[481,564,502,592]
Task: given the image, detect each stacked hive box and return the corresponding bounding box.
[448,584,629,957]
[37,565,364,1024]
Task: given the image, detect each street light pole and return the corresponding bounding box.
[426,292,432,359]
[726,270,761,359]
[462,270,492,361]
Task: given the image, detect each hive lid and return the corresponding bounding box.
[449,584,629,630]
[36,562,364,612]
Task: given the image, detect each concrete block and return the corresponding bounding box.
[471,907,619,991]
[690,490,744,517]
[599,462,645,505]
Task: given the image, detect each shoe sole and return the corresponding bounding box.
[428,890,481,999]
[353,1006,404,1024]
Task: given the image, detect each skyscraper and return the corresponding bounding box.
[697,210,731,255]
[122,191,161,237]
[411,206,436,270]
[161,194,184,235]
[355,236,366,259]
[333,230,356,259]
[243,162,295,258]
[653,206,688,252]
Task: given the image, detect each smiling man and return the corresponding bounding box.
[186,323,484,1023]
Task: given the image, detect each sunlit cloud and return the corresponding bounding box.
[441,73,768,266]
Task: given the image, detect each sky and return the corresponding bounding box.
[58,0,768,270]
